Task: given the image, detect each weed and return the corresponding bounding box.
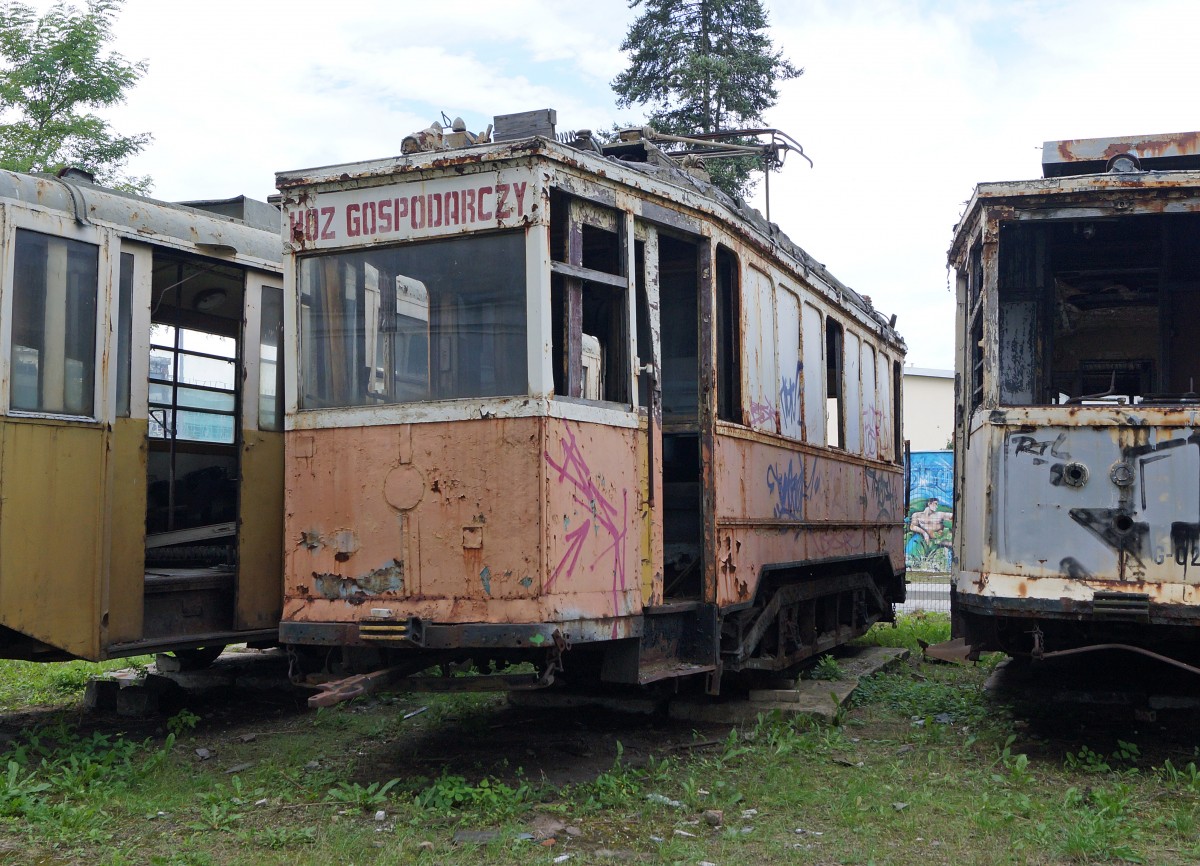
[1063,742,1142,775]
[326,778,399,810]
[994,734,1032,784]
[415,772,532,821]
[0,760,51,818]
[1158,759,1200,792]
[809,654,845,681]
[580,743,644,811]
[166,708,200,736]
[857,612,951,652]
[247,825,318,849]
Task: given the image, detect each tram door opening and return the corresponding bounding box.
[143,252,245,640]
[658,233,703,600]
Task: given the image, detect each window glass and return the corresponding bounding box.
[861,343,877,458]
[148,325,238,444]
[744,267,777,433]
[10,229,97,415]
[259,286,283,431]
[802,304,824,444]
[776,288,801,439]
[117,252,133,416]
[844,330,862,453]
[299,232,526,408]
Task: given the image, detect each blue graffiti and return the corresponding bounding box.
[779,362,802,431]
[767,457,821,520]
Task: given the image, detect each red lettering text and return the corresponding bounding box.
[320,207,336,240]
[362,201,376,235]
[346,203,361,237]
[477,186,493,221]
[464,188,477,222]
[495,183,511,219]
[429,192,443,227]
[410,194,425,229]
[379,199,392,233]
[513,181,527,216]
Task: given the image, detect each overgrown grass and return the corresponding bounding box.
[0,656,151,711]
[858,611,951,651]
[0,645,1198,864]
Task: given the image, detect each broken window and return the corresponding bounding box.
[825,318,845,448]
[995,214,1200,405]
[966,243,984,412]
[9,229,97,416]
[299,231,526,408]
[549,194,630,404]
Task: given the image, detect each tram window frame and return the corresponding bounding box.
[298,230,528,409]
[549,192,631,406]
[966,242,984,412]
[715,245,742,423]
[9,228,99,417]
[258,285,284,431]
[148,325,238,445]
[116,252,134,417]
[825,318,845,449]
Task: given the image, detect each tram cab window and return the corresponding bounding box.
[299,232,527,408]
[995,214,1200,405]
[9,229,98,416]
[549,195,630,405]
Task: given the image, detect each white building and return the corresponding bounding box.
[902,367,954,452]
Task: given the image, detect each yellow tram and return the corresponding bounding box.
[0,169,284,663]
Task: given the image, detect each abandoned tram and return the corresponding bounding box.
[0,169,285,663]
[276,111,907,702]
[950,132,1200,665]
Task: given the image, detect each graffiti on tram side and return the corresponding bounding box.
[906,450,954,574]
[779,362,802,433]
[544,425,630,622]
[766,456,821,520]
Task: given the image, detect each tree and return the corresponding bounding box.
[0,0,151,192]
[612,0,801,200]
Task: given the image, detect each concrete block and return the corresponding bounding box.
[115,687,159,717]
[83,678,120,711]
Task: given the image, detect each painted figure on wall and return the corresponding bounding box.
[906,451,954,573]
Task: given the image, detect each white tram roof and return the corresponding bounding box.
[0,168,281,267]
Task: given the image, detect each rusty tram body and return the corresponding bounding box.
[949,132,1200,662]
[277,113,906,699]
[0,170,285,662]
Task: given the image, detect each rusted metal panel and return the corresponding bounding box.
[542,418,643,621]
[1044,131,1200,177]
[710,431,904,607]
[284,416,646,628]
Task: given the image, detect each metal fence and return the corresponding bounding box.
[898,574,951,615]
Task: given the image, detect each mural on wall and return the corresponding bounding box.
[906,450,954,574]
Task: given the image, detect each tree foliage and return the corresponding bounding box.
[0,0,150,192]
[612,0,800,199]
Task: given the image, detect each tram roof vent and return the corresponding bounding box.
[493,108,557,142]
[180,195,281,233]
[1042,131,1200,178]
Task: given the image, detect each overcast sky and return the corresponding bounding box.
[45,0,1200,368]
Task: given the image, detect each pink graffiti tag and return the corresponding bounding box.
[544,426,630,625]
[749,400,776,429]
